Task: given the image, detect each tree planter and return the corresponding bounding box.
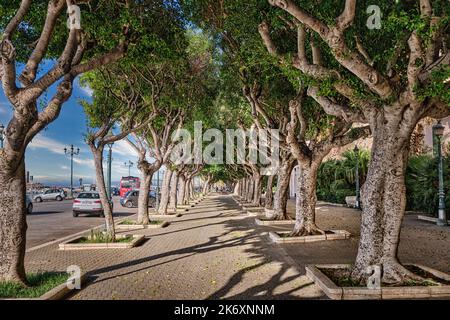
[116,221,170,231]
[59,234,145,250]
[305,264,450,300]
[254,217,295,226]
[417,215,450,225]
[0,272,88,300]
[268,230,351,244]
[149,213,183,219]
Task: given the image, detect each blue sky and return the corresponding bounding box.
[0,61,160,186]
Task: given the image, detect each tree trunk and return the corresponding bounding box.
[92,148,115,240]
[351,113,422,284]
[183,178,190,204]
[136,168,154,225]
[169,171,178,211]
[177,174,186,205]
[264,175,275,209]
[0,157,27,285]
[247,179,254,203]
[203,177,211,194]
[252,173,262,206]
[291,160,324,236]
[268,157,295,220]
[158,169,173,215]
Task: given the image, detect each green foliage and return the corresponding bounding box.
[316,149,370,204]
[405,154,450,215]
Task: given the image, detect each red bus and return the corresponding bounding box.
[120,176,140,197]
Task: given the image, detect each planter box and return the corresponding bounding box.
[268,230,351,244]
[1,272,88,300]
[254,217,295,226]
[116,221,170,231]
[59,234,145,250]
[417,215,450,224]
[306,264,450,300]
[149,213,182,219]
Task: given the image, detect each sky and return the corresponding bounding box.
[0,61,165,187]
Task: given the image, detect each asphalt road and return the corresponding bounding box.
[26,196,136,249]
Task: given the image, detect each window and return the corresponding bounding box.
[77,193,100,199]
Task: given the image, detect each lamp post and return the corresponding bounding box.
[64,145,80,198]
[155,168,163,210]
[433,121,447,226]
[124,160,133,177]
[354,145,361,210]
[106,142,114,202]
[0,123,5,148]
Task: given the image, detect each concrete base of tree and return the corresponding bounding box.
[116,221,170,231]
[58,234,145,250]
[268,230,351,244]
[1,272,89,300]
[306,264,450,300]
[417,215,450,224]
[149,213,183,219]
[254,217,295,226]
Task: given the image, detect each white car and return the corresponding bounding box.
[72,192,104,217]
[34,189,65,202]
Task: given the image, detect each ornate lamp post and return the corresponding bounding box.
[64,145,80,198]
[354,145,361,210]
[433,121,447,226]
[0,123,5,148]
[124,160,133,176]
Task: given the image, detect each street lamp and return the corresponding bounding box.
[354,145,361,210]
[0,123,5,149]
[433,121,447,226]
[106,142,114,202]
[64,145,80,198]
[124,160,133,176]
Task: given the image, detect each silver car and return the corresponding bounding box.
[34,189,65,202]
[72,192,104,217]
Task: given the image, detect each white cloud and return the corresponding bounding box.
[113,139,139,157]
[77,79,94,97]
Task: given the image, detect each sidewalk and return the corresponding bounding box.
[24,195,323,299]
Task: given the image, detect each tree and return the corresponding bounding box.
[0,0,177,285]
[268,0,449,283]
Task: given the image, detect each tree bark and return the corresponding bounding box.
[269,157,295,220]
[291,160,324,236]
[264,175,275,209]
[183,178,190,204]
[92,148,115,240]
[158,169,173,215]
[247,178,254,203]
[0,157,27,285]
[169,171,178,211]
[137,168,154,224]
[252,173,262,206]
[177,174,186,205]
[351,112,422,284]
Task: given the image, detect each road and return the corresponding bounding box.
[26,197,136,249]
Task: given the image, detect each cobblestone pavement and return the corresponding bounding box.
[24,194,450,299]
[25,194,323,300]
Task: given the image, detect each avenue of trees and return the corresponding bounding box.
[0,0,449,287]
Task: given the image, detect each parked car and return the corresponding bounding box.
[33,189,65,202]
[26,195,33,214]
[72,192,104,217]
[120,190,156,208]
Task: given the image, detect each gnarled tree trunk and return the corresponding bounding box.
[92,148,115,239]
[137,168,154,225]
[169,171,178,211]
[351,112,422,284]
[252,173,262,206]
[177,174,186,205]
[291,160,324,236]
[158,169,173,215]
[0,157,27,285]
[268,157,295,220]
[264,175,275,209]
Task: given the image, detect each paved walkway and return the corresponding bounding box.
[25,194,323,299]
[24,194,450,299]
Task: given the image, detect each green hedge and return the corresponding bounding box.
[317,149,450,215]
